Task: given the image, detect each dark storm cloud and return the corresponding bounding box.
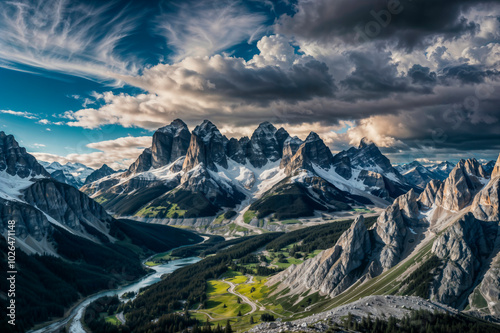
[207,59,337,102]
[338,51,434,100]
[408,65,437,84]
[439,64,500,84]
[276,0,495,50]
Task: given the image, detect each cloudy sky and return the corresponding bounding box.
[0,0,499,169]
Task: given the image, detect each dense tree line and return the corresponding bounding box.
[170,235,256,258]
[266,216,377,253]
[124,233,283,333]
[334,309,500,333]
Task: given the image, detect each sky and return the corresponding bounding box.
[0,0,499,169]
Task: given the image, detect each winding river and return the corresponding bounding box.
[28,256,201,333]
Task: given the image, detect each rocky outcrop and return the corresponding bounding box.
[0,131,49,178]
[226,137,249,165]
[275,127,290,154]
[434,159,488,211]
[124,147,153,176]
[477,252,500,315]
[247,122,282,168]
[374,189,422,270]
[84,164,116,184]
[418,179,443,207]
[430,213,493,307]
[274,216,371,297]
[492,154,500,179]
[280,136,303,168]
[151,119,191,168]
[183,120,228,171]
[332,155,352,180]
[470,156,500,221]
[284,132,333,173]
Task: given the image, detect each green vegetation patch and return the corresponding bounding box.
[244,210,257,224]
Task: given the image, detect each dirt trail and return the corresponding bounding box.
[223,279,259,314]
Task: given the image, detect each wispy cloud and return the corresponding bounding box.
[0,0,140,81]
[1,109,37,119]
[156,0,267,61]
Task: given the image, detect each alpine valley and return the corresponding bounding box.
[1,120,500,333]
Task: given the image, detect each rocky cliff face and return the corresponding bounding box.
[183,120,228,171]
[374,189,422,270]
[477,252,500,315]
[283,132,333,173]
[470,155,500,221]
[280,136,303,169]
[124,147,153,176]
[433,159,488,211]
[430,213,494,307]
[125,119,190,176]
[273,216,371,297]
[0,131,49,178]
[152,119,191,168]
[492,155,500,179]
[418,179,443,207]
[247,122,282,168]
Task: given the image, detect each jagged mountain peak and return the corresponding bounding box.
[84,164,116,185]
[193,119,224,144]
[157,118,188,134]
[456,158,488,178]
[283,131,333,173]
[184,120,227,171]
[0,131,50,178]
[305,131,321,142]
[358,137,374,149]
[253,121,278,135]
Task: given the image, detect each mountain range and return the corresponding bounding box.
[270,155,500,317]
[1,124,500,330]
[81,120,423,225]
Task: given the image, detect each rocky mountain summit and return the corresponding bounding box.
[0,131,49,178]
[84,164,116,184]
[270,156,500,316]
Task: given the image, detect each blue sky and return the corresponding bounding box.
[0,0,499,169]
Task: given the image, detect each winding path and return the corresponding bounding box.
[116,312,126,324]
[223,278,259,314]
